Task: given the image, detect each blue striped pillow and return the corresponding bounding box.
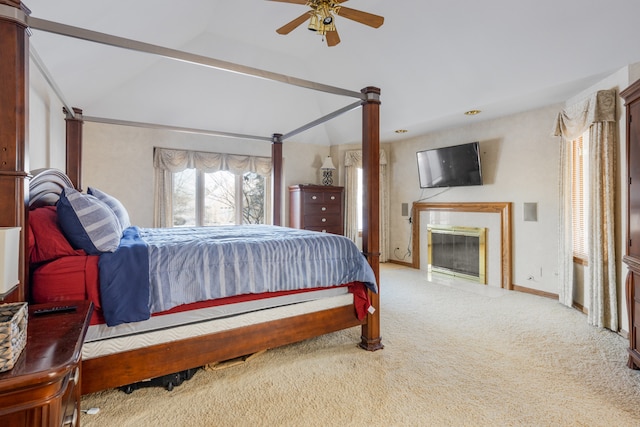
[57,187,123,254]
[87,187,131,229]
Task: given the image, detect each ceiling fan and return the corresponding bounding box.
[268,0,384,47]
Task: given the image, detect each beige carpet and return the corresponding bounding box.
[80,264,640,426]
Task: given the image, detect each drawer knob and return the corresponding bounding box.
[322,218,327,222]
[330,196,336,200]
[322,229,327,233]
[312,195,317,200]
[321,207,326,211]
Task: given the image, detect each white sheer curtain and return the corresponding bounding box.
[553,89,618,330]
[344,149,389,262]
[153,148,272,227]
[557,139,574,308]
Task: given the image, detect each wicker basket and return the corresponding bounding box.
[0,302,28,372]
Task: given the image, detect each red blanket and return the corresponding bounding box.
[31,255,371,325]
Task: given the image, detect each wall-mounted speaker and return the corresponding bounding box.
[524,203,537,222]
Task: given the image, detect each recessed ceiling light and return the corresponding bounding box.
[395,129,408,134]
[464,110,482,116]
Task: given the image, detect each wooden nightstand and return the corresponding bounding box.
[0,300,92,426]
[289,184,344,235]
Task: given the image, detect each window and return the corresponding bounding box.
[172,169,269,227]
[572,131,589,263]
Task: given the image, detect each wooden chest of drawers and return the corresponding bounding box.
[289,185,344,235]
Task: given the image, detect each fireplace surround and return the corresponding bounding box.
[411,202,512,289]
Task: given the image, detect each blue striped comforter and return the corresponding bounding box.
[99,225,377,326]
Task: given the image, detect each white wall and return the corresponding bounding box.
[385,104,562,295]
[29,64,65,170]
[81,122,328,227]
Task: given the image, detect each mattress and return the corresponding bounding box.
[28,205,374,360]
[83,287,353,359]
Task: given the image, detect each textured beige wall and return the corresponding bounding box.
[383,104,562,295]
[81,123,327,227]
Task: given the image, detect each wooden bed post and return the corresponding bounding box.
[64,107,84,191]
[271,134,283,226]
[0,1,29,303]
[359,86,383,351]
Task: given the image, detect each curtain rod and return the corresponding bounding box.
[283,101,362,140]
[84,98,362,143]
[83,116,273,142]
[30,40,358,142]
[18,12,369,142]
[26,16,366,101]
[29,47,77,119]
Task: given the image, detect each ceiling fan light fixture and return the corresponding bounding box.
[321,18,335,33]
[319,3,333,23]
[308,14,319,31]
[272,0,383,47]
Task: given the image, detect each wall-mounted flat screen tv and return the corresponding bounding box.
[416,142,482,188]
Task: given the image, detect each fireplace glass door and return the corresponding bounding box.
[427,225,486,284]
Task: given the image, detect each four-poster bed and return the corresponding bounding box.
[0,1,382,395]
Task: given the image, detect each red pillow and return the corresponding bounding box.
[29,206,84,264]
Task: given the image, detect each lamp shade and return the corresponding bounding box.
[0,227,20,295]
[321,156,336,170]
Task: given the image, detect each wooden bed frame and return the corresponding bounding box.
[0,2,382,395]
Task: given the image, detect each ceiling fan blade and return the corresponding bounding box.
[276,12,311,35]
[326,30,341,47]
[267,0,350,3]
[266,0,308,5]
[336,6,384,28]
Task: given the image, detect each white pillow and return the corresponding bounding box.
[87,187,131,229]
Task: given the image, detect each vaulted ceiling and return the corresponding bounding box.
[24,0,640,145]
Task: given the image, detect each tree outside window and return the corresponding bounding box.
[173,169,267,227]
